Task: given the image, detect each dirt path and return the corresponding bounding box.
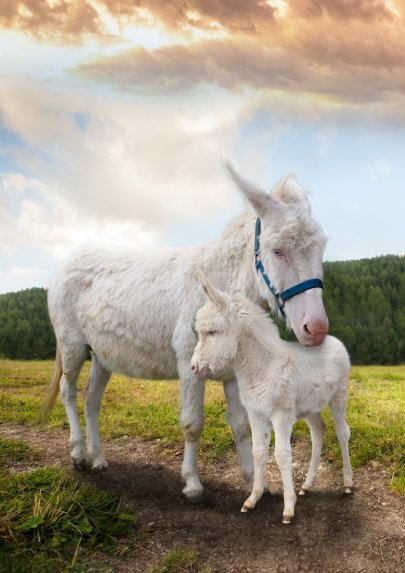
[1,422,404,573]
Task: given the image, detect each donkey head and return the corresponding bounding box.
[191,270,238,379]
[222,157,328,346]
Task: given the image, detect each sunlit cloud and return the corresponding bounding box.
[57,0,405,121]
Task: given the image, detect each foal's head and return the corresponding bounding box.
[191,271,239,379]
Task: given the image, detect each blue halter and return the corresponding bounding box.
[254,217,323,315]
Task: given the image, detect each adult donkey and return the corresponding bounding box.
[41,157,328,501]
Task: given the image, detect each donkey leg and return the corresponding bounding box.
[241,415,270,512]
[300,412,326,495]
[59,344,87,470]
[223,378,255,489]
[179,361,206,501]
[329,393,353,493]
[85,352,112,471]
[273,415,297,524]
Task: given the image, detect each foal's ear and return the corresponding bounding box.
[221,155,283,217]
[194,270,230,312]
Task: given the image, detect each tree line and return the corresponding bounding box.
[323,255,404,364]
[0,288,55,360]
[0,255,403,364]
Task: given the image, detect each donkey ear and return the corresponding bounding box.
[194,270,230,312]
[221,155,281,216]
[273,172,311,215]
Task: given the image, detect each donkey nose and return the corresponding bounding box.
[303,318,329,344]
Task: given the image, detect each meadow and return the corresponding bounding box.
[0,360,404,571]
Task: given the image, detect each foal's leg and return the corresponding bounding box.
[84,352,112,471]
[329,392,353,493]
[273,414,297,524]
[59,344,87,470]
[224,378,255,488]
[178,360,206,501]
[241,415,271,512]
[299,413,326,495]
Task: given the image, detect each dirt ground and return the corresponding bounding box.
[1,422,404,573]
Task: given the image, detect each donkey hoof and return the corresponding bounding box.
[182,486,204,503]
[241,498,255,512]
[344,487,353,495]
[282,514,294,524]
[91,458,109,472]
[299,488,307,496]
[72,458,87,472]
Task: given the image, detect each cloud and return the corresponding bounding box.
[34,0,394,112]
[0,81,243,258]
[75,39,309,92]
[0,171,158,261]
[0,266,43,294]
[100,0,277,34]
[1,1,398,44]
[75,28,405,108]
[0,0,101,42]
[0,0,276,43]
[369,159,390,178]
[3,1,405,113]
[287,0,395,21]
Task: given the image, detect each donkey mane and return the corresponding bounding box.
[220,206,255,242]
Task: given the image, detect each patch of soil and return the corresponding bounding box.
[1,422,404,573]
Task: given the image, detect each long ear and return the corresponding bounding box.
[273,172,311,215]
[221,155,282,216]
[194,270,230,312]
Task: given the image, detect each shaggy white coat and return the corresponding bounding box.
[191,272,353,522]
[44,158,329,500]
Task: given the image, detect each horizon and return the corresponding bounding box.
[1,1,404,294]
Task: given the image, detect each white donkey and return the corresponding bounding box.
[191,272,353,523]
[41,157,329,501]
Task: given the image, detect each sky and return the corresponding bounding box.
[1,0,404,294]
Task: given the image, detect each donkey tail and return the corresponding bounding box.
[40,345,62,420]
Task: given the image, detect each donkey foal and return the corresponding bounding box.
[191,271,353,524]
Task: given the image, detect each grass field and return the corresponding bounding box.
[0,360,404,492]
[0,360,404,571]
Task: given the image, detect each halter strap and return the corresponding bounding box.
[279,278,324,302]
[254,217,323,314]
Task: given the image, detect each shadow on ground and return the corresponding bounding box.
[1,423,404,573]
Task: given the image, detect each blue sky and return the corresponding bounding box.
[1,1,404,293]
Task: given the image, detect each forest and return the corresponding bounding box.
[0,255,403,364]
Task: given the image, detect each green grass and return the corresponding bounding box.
[344,366,405,493]
[0,466,136,573]
[0,437,41,466]
[147,546,198,573]
[0,360,404,493]
[0,360,231,455]
[293,365,405,494]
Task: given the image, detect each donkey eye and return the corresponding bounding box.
[206,330,217,336]
[272,249,283,257]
